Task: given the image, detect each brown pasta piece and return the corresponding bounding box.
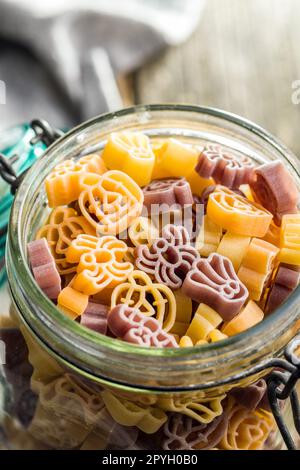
[161,412,228,450]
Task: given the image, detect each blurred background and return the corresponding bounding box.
[0,0,300,155]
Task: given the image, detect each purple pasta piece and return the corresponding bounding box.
[27,238,54,268]
[265,264,300,315]
[250,160,299,224]
[108,304,178,348]
[265,285,290,315]
[28,238,61,299]
[143,178,193,214]
[32,264,61,299]
[135,225,200,289]
[162,412,228,450]
[275,265,300,290]
[123,325,177,348]
[182,253,248,321]
[81,302,109,335]
[195,144,255,188]
[229,379,267,411]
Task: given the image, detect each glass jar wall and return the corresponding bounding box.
[1,105,300,450]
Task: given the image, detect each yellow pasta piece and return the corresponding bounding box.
[279,214,300,265]
[222,301,264,336]
[28,374,106,448]
[57,286,89,319]
[101,131,155,186]
[153,138,198,179]
[173,289,193,324]
[20,325,64,387]
[170,321,190,337]
[239,184,254,201]
[78,170,144,235]
[101,390,167,434]
[28,401,91,449]
[179,336,208,347]
[217,232,251,271]
[219,399,275,450]
[80,431,107,451]
[151,141,170,179]
[195,339,208,346]
[185,304,223,344]
[179,336,194,348]
[187,170,214,197]
[185,315,214,344]
[207,329,228,343]
[111,270,176,332]
[194,304,223,328]
[238,238,279,300]
[158,394,225,424]
[196,214,223,257]
[38,375,105,426]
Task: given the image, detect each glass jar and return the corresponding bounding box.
[1,104,300,450]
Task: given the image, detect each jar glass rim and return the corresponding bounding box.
[7,104,300,390]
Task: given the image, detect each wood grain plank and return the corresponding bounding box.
[135,0,300,157]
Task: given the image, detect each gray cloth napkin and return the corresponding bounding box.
[0,0,205,128]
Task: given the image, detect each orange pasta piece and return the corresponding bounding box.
[66,234,133,296]
[262,221,281,247]
[279,214,300,266]
[36,206,95,275]
[57,286,89,319]
[217,232,251,271]
[45,154,106,207]
[207,187,272,237]
[237,238,279,300]
[222,301,264,336]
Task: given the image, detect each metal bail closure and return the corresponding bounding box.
[267,334,300,450]
[30,119,64,148]
[0,119,63,195]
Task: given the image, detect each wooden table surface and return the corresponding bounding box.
[134,0,300,158]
